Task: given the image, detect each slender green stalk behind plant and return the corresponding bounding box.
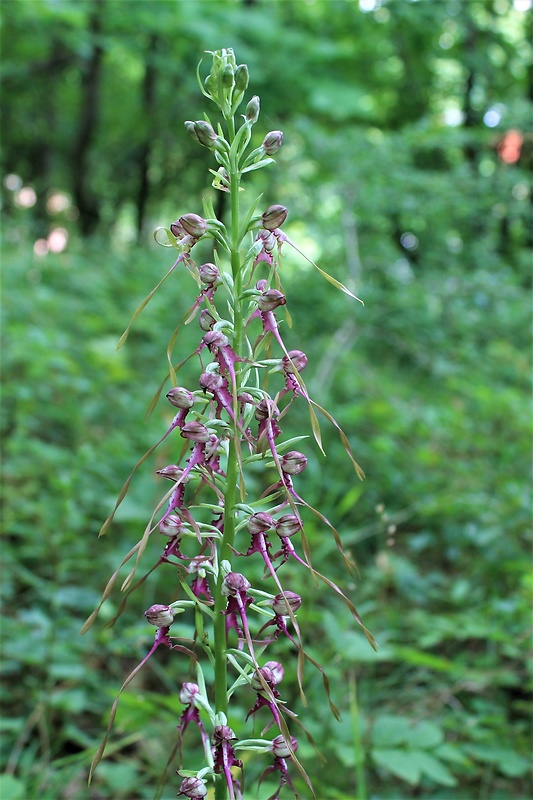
[83,49,375,800]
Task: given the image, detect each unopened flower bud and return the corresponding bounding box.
[248,512,275,535]
[179,682,200,705]
[179,213,207,238]
[271,591,302,616]
[180,421,210,443]
[262,130,283,155]
[271,734,298,759]
[178,776,208,798]
[199,372,224,393]
[156,464,185,481]
[159,514,183,537]
[276,514,302,538]
[262,204,288,231]
[199,262,219,285]
[170,219,186,238]
[245,95,260,123]
[166,387,195,409]
[222,63,234,89]
[280,451,307,475]
[234,64,249,93]
[282,350,308,374]
[199,310,216,331]
[203,330,229,349]
[184,121,201,144]
[222,571,251,596]
[193,120,218,148]
[144,604,175,627]
[258,289,286,312]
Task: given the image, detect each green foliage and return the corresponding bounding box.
[1,1,531,799]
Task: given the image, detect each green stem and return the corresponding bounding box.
[350,672,367,800]
[213,119,243,800]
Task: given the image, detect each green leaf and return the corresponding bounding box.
[372,748,421,785]
[0,775,26,800]
[371,715,410,747]
[409,750,458,787]
[404,720,444,749]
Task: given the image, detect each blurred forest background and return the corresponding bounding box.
[1,1,531,799]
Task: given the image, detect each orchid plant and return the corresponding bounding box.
[83,49,375,800]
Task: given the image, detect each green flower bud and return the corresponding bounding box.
[222,63,234,89]
[245,95,260,123]
[193,120,218,148]
[184,121,201,143]
[234,64,249,93]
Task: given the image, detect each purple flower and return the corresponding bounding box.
[177,682,211,767]
[178,775,208,798]
[143,604,175,628]
[212,725,242,800]
[259,735,299,800]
